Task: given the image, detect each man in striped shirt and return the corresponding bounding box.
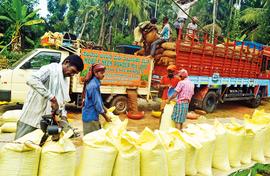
[15,55,84,139]
[167,69,194,130]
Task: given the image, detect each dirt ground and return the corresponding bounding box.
[67,99,270,133]
[1,100,270,134]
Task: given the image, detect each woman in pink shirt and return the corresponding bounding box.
[167,69,194,130]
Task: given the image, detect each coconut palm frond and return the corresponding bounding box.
[240,8,265,24]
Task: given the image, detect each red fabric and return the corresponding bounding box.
[160,75,180,100]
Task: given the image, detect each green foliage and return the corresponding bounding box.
[1,0,270,53]
[229,163,270,176]
[110,33,133,50]
[0,0,44,51]
[47,0,68,32]
[0,50,27,66]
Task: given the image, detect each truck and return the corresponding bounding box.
[153,29,270,112]
[0,46,153,114]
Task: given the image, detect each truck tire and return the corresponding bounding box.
[202,91,217,113]
[249,94,262,108]
[110,96,128,114]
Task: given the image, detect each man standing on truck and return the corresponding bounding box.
[186,16,199,41]
[167,69,194,130]
[159,65,180,110]
[133,17,158,46]
[82,63,111,135]
[15,55,84,139]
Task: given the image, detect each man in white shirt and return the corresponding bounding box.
[15,55,84,139]
[187,16,198,34]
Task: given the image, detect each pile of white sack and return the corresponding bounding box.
[0,109,21,133]
[0,108,270,176]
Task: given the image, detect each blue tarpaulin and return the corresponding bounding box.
[236,41,264,51]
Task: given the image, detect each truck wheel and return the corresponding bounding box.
[202,91,217,113]
[110,96,128,114]
[249,94,261,108]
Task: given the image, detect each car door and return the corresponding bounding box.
[11,51,61,102]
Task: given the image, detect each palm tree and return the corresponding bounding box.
[240,0,270,43]
[97,0,147,46]
[0,0,44,51]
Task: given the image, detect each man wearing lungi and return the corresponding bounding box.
[167,69,194,130]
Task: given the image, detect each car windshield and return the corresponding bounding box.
[9,49,37,69]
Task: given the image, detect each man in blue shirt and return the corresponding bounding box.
[82,63,111,135]
[150,16,171,56]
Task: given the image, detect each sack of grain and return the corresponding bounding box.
[161,42,176,50]
[185,124,216,176]
[159,102,175,131]
[225,121,245,168]
[38,137,76,176]
[0,129,43,176]
[1,109,22,122]
[156,130,186,176]
[212,120,230,171]
[138,128,168,176]
[1,122,17,133]
[77,129,117,176]
[241,128,254,164]
[154,54,162,61]
[168,128,202,176]
[163,50,176,58]
[112,132,140,176]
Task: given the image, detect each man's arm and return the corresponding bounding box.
[167,82,183,103]
[159,77,170,88]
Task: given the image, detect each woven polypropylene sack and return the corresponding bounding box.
[156,130,185,176]
[38,138,76,176]
[185,124,215,176]
[168,128,202,176]
[264,127,270,157]
[160,103,175,131]
[1,109,22,122]
[245,109,270,157]
[212,121,230,171]
[225,122,245,168]
[241,129,254,164]
[161,42,176,50]
[163,50,176,58]
[77,129,117,176]
[112,132,140,176]
[0,129,43,176]
[103,107,128,132]
[249,125,267,162]
[138,128,168,176]
[1,122,17,133]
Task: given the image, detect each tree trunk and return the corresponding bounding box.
[98,5,106,46]
[12,27,22,51]
[78,12,89,40]
[12,34,21,52]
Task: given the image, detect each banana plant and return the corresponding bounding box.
[0,0,44,51]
